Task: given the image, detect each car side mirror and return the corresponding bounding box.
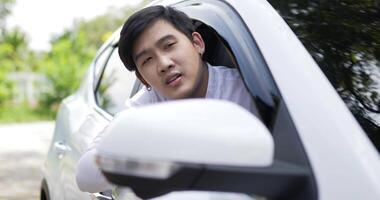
[96,99,274,198]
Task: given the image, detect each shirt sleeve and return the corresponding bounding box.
[76,148,114,193]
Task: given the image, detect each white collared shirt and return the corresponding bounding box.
[125,64,258,115]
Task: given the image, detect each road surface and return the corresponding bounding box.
[0,121,54,200]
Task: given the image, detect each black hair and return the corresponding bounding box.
[118,5,195,71]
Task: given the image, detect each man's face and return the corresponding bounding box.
[132,19,208,99]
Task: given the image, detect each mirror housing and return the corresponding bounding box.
[96,99,274,198]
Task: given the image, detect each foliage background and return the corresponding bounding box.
[0,0,148,122]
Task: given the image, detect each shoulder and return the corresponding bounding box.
[209,65,240,79]
[210,65,241,81]
[207,64,247,96]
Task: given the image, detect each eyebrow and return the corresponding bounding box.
[133,34,176,62]
[156,34,176,46]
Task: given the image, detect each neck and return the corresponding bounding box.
[191,61,209,98]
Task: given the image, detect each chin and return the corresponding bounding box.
[163,86,193,100]
[168,94,187,100]
[167,91,192,100]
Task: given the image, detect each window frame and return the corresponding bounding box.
[174,0,281,127]
[93,44,140,116]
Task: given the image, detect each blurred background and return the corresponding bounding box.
[0,0,147,199]
[0,0,149,122]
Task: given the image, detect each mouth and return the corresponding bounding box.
[165,73,182,86]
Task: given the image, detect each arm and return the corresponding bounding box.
[75,115,115,193]
[75,88,155,193]
[76,147,114,193]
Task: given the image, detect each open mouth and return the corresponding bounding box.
[165,73,182,86]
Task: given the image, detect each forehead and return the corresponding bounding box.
[133,20,189,54]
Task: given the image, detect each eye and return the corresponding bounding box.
[165,42,176,49]
[142,57,152,66]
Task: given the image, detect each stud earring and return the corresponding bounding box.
[146,85,152,91]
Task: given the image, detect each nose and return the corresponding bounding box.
[157,54,174,73]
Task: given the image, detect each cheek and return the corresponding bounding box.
[183,49,202,70]
[175,47,199,68]
[138,68,156,83]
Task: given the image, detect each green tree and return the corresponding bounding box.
[38,2,148,110]
[38,30,95,109]
[0,0,14,105]
[0,0,14,30]
[0,0,31,106]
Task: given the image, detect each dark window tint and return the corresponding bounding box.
[268,0,380,151]
[96,48,136,115]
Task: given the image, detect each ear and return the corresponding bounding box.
[191,32,205,55]
[135,70,149,86]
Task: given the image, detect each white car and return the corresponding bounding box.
[40,0,380,200]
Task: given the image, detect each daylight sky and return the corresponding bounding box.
[7,0,142,51]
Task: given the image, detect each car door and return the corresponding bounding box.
[57,42,140,200]
[45,43,113,200]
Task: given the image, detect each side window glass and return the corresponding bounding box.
[94,47,113,83]
[181,2,281,126]
[96,47,136,115]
